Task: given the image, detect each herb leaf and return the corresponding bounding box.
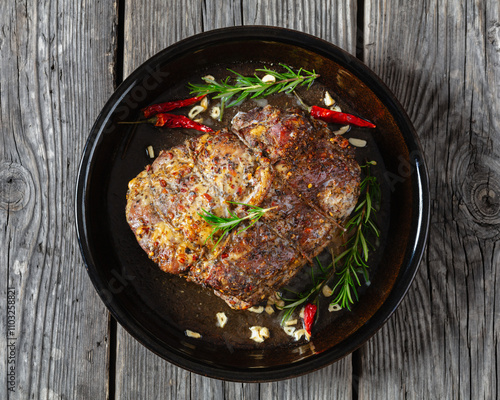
[330,161,381,310]
[198,202,277,250]
[188,64,319,119]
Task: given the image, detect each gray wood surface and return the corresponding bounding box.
[0,0,116,399]
[359,0,500,399]
[1,0,498,398]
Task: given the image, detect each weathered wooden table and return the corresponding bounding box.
[2,0,499,398]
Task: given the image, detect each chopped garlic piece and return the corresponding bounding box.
[194,117,204,123]
[202,74,215,82]
[285,319,298,326]
[275,298,285,308]
[293,329,311,341]
[330,104,342,112]
[185,330,201,339]
[249,326,270,343]
[216,312,228,328]
[328,303,342,312]
[349,138,367,148]
[267,293,278,305]
[322,284,333,297]
[248,306,264,314]
[200,96,208,110]
[261,74,276,83]
[260,327,270,338]
[265,305,275,315]
[333,125,350,136]
[324,91,335,107]
[284,326,296,336]
[188,105,205,119]
[210,106,220,119]
[146,145,155,159]
[299,307,305,319]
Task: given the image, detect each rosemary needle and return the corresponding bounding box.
[198,201,277,250]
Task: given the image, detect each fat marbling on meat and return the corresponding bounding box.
[126,105,361,309]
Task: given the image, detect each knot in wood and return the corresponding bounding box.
[0,161,32,211]
[461,168,500,240]
[471,180,500,219]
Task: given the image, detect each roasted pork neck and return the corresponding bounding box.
[126,105,360,309]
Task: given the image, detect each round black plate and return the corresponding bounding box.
[75,26,429,382]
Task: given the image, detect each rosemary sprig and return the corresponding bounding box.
[188,64,319,119]
[278,255,334,326]
[330,161,381,310]
[277,161,381,323]
[198,201,277,250]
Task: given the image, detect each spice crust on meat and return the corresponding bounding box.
[126,105,361,310]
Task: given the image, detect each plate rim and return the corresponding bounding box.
[75,25,430,382]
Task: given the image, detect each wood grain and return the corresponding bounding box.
[5,0,496,398]
[0,0,117,398]
[116,0,357,398]
[359,0,500,398]
[123,0,357,77]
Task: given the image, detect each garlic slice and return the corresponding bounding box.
[322,284,333,297]
[324,91,335,107]
[293,329,311,341]
[188,105,205,120]
[248,306,264,314]
[333,125,350,136]
[210,106,220,120]
[284,326,296,336]
[261,74,276,83]
[328,303,342,312]
[185,330,201,339]
[348,138,367,148]
[216,312,228,328]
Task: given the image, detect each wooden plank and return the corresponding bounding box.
[239,0,357,54]
[117,0,357,398]
[359,0,500,398]
[122,0,204,76]
[0,0,117,398]
[123,0,357,78]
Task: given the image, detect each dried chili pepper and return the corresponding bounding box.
[119,113,213,133]
[310,105,376,128]
[142,95,206,118]
[293,92,375,128]
[303,303,317,335]
[153,113,213,132]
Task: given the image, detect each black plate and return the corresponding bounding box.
[75,26,429,382]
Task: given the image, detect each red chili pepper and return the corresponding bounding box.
[119,112,213,132]
[303,303,317,335]
[142,95,206,118]
[154,113,213,132]
[310,105,376,128]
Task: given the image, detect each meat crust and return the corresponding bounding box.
[126,105,360,309]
